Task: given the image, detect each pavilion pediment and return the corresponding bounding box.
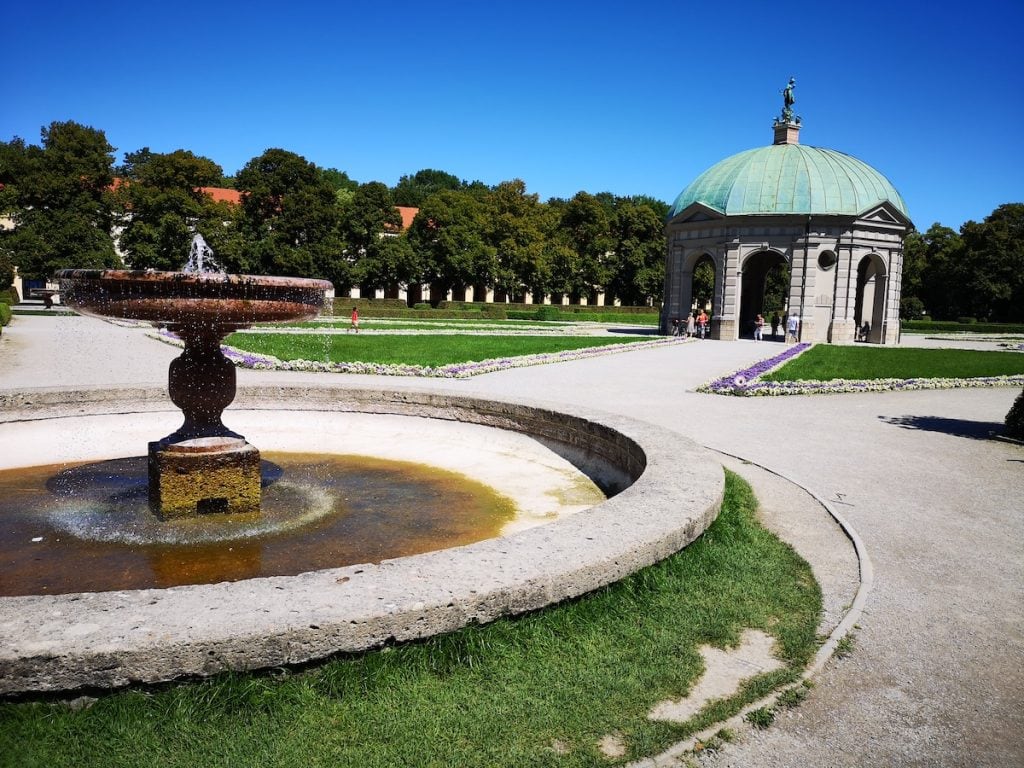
[668,202,726,226]
[857,202,912,228]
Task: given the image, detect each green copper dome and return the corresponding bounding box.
[669,144,909,220]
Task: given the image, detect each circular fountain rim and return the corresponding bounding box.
[0,384,724,696]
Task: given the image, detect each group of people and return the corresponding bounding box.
[671,310,710,339]
[673,309,801,342]
[753,312,800,342]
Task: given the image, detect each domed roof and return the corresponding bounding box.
[668,143,909,220]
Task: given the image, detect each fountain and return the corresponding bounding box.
[56,235,332,518]
[0,239,724,695]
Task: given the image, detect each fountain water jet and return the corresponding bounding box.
[57,235,332,518]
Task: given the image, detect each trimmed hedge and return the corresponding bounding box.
[441,300,659,316]
[0,302,12,327]
[330,297,661,322]
[903,320,1024,335]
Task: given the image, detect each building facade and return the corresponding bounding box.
[661,110,912,344]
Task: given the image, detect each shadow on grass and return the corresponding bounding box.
[879,414,1005,440]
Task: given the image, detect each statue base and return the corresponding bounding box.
[148,437,261,519]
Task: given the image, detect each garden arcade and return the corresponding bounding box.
[661,82,912,344]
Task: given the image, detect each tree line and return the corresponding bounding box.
[2,121,1019,319]
[0,121,668,306]
[900,204,1024,323]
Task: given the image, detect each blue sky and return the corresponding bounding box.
[5,0,1022,230]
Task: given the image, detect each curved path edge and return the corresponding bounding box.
[632,450,872,767]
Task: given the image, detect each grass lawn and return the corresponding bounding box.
[0,473,820,767]
[762,345,1024,382]
[226,333,650,367]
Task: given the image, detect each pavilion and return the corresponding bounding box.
[661,81,912,343]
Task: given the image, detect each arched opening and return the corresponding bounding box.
[690,255,715,313]
[689,254,716,336]
[739,251,790,340]
[855,255,887,343]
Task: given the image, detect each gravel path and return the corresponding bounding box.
[2,314,1021,766]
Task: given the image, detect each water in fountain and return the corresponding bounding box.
[182,233,225,275]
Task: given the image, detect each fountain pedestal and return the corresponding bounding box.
[149,437,261,518]
[149,326,263,518]
[56,257,332,521]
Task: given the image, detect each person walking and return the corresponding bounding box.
[754,313,764,341]
[697,309,709,339]
[349,306,360,333]
[786,312,800,343]
[686,313,695,338]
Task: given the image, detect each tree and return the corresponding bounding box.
[481,180,549,300]
[917,223,965,320]
[899,230,927,319]
[340,182,402,255]
[958,204,1024,322]
[115,148,229,271]
[339,181,411,295]
[235,149,344,280]
[320,167,358,194]
[392,169,464,207]
[555,192,614,301]
[355,235,421,295]
[1,122,119,278]
[605,198,664,306]
[692,258,715,310]
[406,189,495,304]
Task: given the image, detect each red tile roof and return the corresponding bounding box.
[200,186,242,205]
[397,206,418,230]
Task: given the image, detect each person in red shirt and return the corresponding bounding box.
[349,306,359,333]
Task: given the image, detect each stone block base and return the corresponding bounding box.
[149,437,261,518]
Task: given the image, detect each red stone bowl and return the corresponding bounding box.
[56,270,333,331]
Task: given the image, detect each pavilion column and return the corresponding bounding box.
[713,244,738,340]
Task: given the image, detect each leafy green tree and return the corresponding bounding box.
[407,189,495,304]
[1,122,119,278]
[958,203,1024,322]
[340,182,402,254]
[339,181,412,295]
[115,148,229,271]
[899,230,927,318]
[392,169,464,207]
[917,223,965,320]
[555,191,614,301]
[627,195,670,221]
[355,235,421,295]
[692,258,716,311]
[320,167,358,194]
[481,180,549,301]
[235,148,344,280]
[605,198,664,305]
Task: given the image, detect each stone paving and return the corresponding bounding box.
[1,314,1022,766]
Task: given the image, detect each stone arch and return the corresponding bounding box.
[689,251,717,318]
[855,253,887,343]
[738,249,790,339]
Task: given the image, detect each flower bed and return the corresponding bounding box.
[699,343,1024,396]
[151,330,687,378]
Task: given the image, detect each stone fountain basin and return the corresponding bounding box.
[0,385,723,695]
[56,269,332,328]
